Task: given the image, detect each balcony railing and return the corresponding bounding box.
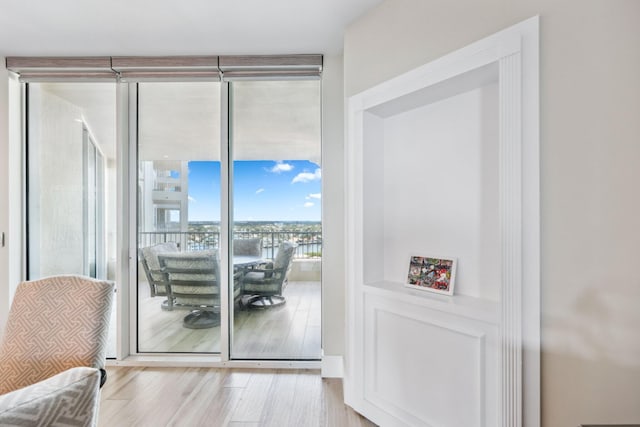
[138,230,322,260]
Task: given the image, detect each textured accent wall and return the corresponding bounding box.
[28,86,85,277]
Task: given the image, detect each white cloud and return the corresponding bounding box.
[303,202,315,208]
[306,193,321,200]
[292,168,322,184]
[270,162,294,173]
[255,188,265,195]
[188,196,197,202]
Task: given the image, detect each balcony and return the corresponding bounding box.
[138,230,322,260]
[136,229,322,355]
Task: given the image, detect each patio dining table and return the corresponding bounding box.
[232,255,264,269]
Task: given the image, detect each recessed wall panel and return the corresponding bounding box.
[363,293,498,427]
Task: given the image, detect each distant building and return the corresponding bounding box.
[139,160,189,233]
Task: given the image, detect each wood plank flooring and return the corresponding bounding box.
[137,280,321,359]
[99,366,377,427]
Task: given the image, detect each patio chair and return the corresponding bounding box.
[241,241,297,308]
[233,237,263,257]
[158,250,243,328]
[0,275,114,420]
[138,241,179,303]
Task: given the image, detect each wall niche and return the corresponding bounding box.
[345,17,540,427]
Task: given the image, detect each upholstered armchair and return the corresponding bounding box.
[0,275,114,426]
[241,241,297,308]
[0,367,102,426]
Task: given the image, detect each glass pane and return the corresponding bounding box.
[136,82,222,353]
[230,80,322,360]
[27,82,117,358]
[83,128,97,278]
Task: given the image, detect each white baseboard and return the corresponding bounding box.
[321,355,343,378]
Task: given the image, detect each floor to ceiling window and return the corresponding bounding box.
[16,55,322,362]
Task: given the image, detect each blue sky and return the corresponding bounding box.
[188,160,321,222]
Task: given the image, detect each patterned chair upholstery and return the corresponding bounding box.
[241,241,297,308]
[0,367,101,426]
[0,275,115,395]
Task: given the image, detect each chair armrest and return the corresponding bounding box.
[242,266,286,280]
[0,367,101,426]
[244,267,274,273]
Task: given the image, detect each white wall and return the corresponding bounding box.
[321,54,346,360]
[0,63,20,337]
[345,0,640,425]
[0,59,8,336]
[380,84,499,300]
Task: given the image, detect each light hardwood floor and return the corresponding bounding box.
[137,280,321,359]
[99,366,377,427]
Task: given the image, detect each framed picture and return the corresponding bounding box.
[405,255,457,295]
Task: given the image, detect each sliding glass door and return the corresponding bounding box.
[24,71,322,361]
[136,82,222,353]
[229,80,322,360]
[26,82,117,357]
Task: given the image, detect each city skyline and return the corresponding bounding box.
[188,160,321,222]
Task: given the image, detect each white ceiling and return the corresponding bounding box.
[14,0,380,163]
[40,79,322,164]
[0,0,382,56]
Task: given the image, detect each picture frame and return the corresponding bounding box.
[405,255,457,295]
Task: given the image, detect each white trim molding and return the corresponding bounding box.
[345,16,539,427]
[499,50,524,427]
[321,355,344,378]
